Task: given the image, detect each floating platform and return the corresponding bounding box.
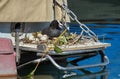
[18,42,110,52]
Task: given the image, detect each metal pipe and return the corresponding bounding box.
[46,54,109,70]
[15,32,20,63]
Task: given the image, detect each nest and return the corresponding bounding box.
[19,31,98,53]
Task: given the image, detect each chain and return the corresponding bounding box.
[55,0,96,37]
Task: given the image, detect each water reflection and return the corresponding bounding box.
[17,60,109,79]
[0,76,17,79]
[18,68,108,79]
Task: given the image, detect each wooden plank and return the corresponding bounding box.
[19,42,111,51]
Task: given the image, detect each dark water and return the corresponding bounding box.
[68,0,120,20]
[11,23,118,79]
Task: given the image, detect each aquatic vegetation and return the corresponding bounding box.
[54,45,63,53]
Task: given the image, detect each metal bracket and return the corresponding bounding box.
[46,54,109,70]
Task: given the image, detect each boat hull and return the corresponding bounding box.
[0,38,17,76]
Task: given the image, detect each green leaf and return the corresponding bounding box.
[54,45,63,53]
[59,36,68,44]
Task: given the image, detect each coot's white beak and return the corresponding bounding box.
[58,20,63,29]
[58,20,70,30]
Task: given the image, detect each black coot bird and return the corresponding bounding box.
[42,20,63,39]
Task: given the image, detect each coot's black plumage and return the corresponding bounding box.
[42,20,63,38]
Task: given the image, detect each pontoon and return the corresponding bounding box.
[0,0,110,76]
